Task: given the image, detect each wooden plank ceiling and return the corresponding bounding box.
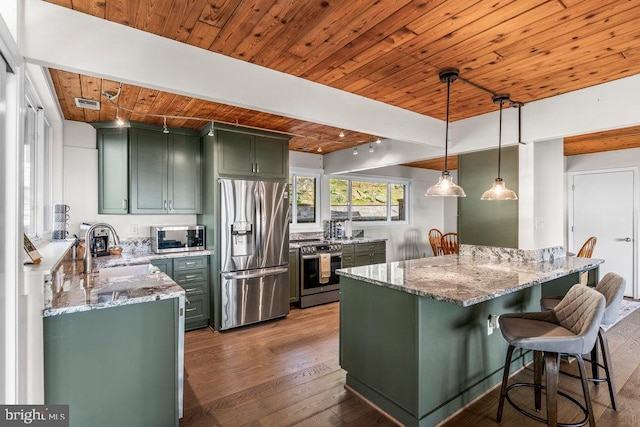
[45,0,640,167]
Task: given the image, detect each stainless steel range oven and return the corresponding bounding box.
[300,243,342,308]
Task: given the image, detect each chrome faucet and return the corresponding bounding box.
[83,223,120,275]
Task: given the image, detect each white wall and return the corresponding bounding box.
[62,121,197,239]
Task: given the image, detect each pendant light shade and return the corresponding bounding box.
[426,68,466,198]
[481,94,518,201]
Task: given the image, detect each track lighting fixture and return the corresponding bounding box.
[481,94,518,201]
[426,68,466,197]
[317,146,322,153]
[163,116,169,134]
[369,142,374,153]
[375,137,381,144]
[339,130,345,138]
[207,120,214,137]
[353,145,358,155]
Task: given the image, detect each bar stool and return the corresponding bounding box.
[497,284,605,427]
[540,272,626,410]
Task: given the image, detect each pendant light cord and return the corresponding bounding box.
[444,76,451,172]
[497,99,503,179]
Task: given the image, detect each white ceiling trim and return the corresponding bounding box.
[22,0,444,147]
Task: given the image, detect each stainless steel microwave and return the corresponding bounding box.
[151,225,205,254]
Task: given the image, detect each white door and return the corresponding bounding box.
[571,169,636,297]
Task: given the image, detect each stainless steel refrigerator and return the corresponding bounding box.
[219,179,290,330]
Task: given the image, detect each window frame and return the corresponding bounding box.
[23,81,52,239]
[328,174,410,226]
[289,167,322,231]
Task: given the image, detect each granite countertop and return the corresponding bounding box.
[336,255,604,307]
[92,249,213,269]
[44,260,185,317]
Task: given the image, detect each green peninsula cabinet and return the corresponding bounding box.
[44,299,180,427]
[130,127,202,214]
[97,128,129,214]
[217,128,289,179]
[153,255,210,330]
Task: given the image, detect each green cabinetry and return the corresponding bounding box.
[44,298,179,427]
[95,122,202,215]
[342,241,386,268]
[153,255,210,331]
[130,127,202,214]
[289,248,299,303]
[217,128,289,179]
[97,128,129,214]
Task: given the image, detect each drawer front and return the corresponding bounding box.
[174,256,208,271]
[341,244,355,255]
[179,280,207,296]
[342,254,355,268]
[185,294,208,321]
[354,241,385,255]
[174,268,208,286]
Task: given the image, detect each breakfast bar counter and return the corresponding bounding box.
[336,247,602,427]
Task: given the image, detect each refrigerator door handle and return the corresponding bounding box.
[255,184,263,263]
[222,266,288,280]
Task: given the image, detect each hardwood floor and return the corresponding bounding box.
[180,302,640,427]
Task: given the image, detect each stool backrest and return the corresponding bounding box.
[553,284,605,354]
[577,236,597,258]
[428,228,443,256]
[596,272,626,325]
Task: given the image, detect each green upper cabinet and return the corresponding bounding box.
[130,127,202,214]
[217,129,289,180]
[97,128,129,214]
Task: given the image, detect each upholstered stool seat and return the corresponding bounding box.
[540,272,626,410]
[497,284,605,427]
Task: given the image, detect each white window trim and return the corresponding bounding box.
[290,167,323,232]
[328,173,411,226]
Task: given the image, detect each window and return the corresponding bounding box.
[330,177,408,223]
[289,169,321,228]
[23,83,52,238]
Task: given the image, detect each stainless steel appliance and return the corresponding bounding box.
[299,242,342,308]
[219,179,290,330]
[151,225,205,254]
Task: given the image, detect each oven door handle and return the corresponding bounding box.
[301,252,342,260]
[222,266,289,280]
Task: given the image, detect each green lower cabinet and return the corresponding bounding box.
[289,248,299,303]
[44,299,179,427]
[346,241,386,267]
[153,255,210,331]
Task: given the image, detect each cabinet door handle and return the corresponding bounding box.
[169,200,173,212]
[256,163,260,173]
[185,287,198,293]
[185,307,197,313]
[122,199,128,210]
[185,262,196,266]
[164,200,167,211]
[184,274,198,280]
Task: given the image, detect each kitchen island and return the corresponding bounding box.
[43,259,185,427]
[336,248,603,427]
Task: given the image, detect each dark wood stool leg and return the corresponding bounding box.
[497,345,515,422]
[598,327,618,410]
[591,339,599,382]
[544,352,560,427]
[575,354,596,427]
[534,350,543,411]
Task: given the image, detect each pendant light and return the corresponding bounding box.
[481,94,518,200]
[426,68,466,197]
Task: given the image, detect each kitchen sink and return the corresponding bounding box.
[95,264,155,278]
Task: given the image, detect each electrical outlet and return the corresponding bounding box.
[130,223,139,235]
[487,314,500,335]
